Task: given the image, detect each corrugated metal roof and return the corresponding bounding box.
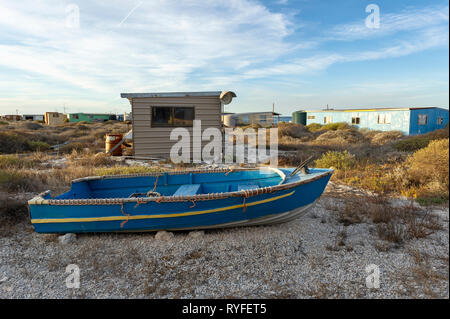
[120,92,222,98]
[224,111,281,116]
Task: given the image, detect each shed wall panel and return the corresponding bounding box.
[131,96,222,158]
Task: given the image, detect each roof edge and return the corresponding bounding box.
[120,91,222,98]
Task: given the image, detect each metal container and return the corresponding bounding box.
[292,111,307,125]
[105,134,123,156]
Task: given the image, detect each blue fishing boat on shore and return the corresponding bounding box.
[28,166,333,233]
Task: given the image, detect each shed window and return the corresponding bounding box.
[324,116,332,124]
[241,115,249,124]
[351,117,360,125]
[437,117,443,125]
[52,113,59,118]
[151,106,194,127]
[72,114,79,119]
[418,114,427,125]
[307,115,315,120]
[377,114,391,124]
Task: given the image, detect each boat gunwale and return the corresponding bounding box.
[28,167,333,206]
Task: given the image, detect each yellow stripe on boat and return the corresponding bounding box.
[31,191,295,224]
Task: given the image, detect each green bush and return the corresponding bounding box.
[315,150,357,170]
[393,127,449,152]
[28,141,50,152]
[393,136,431,152]
[306,122,351,133]
[0,132,31,153]
[321,122,351,131]
[306,123,323,132]
[0,121,8,125]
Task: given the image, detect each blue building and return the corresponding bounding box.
[304,107,449,135]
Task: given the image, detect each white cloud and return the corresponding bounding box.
[328,4,449,41]
[0,1,448,113]
[0,0,295,108]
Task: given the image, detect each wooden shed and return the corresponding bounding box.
[44,112,65,125]
[120,91,236,159]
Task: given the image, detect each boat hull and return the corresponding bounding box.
[29,169,331,233]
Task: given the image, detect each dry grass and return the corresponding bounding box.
[314,129,368,146]
[0,120,130,154]
[327,193,444,247]
[0,194,30,237]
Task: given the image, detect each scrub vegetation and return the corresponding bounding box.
[0,120,448,299]
[277,122,449,205]
[0,120,448,205]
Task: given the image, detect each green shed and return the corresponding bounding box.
[68,113,113,123]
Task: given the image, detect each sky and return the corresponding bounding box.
[0,0,448,116]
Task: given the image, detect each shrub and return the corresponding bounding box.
[60,142,85,153]
[393,136,430,152]
[94,166,164,176]
[377,221,406,244]
[28,141,51,152]
[277,122,308,138]
[320,122,351,131]
[66,151,115,167]
[0,121,8,125]
[393,128,449,152]
[314,129,366,145]
[306,123,323,132]
[405,139,449,200]
[371,131,404,145]
[0,155,35,169]
[314,150,357,170]
[0,132,31,153]
[0,170,42,192]
[19,122,43,130]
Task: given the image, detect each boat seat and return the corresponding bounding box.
[173,184,201,196]
[237,184,259,191]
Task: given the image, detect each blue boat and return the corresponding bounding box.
[28,167,333,233]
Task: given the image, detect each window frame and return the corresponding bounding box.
[377,114,391,124]
[417,114,428,125]
[437,117,444,125]
[351,117,360,125]
[150,105,195,128]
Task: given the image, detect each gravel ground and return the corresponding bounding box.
[0,186,448,299]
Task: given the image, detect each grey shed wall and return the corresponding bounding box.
[131,96,222,158]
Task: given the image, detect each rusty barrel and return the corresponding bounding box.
[105,134,123,156]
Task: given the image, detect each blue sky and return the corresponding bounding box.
[0,0,448,115]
